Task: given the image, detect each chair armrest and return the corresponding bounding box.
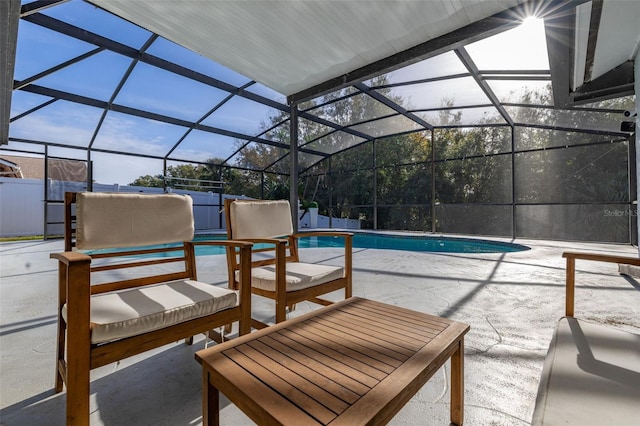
[189,239,254,249]
[293,232,353,276]
[50,251,92,300]
[238,238,289,258]
[293,231,354,239]
[562,251,640,266]
[50,251,92,303]
[50,251,92,265]
[51,251,92,350]
[562,251,640,317]
[246,238,289,245]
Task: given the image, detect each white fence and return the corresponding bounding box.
[0,178,360,238]
[0,178,44,238]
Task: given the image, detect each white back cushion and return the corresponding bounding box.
[76,192,194,250]
[229,200,293,239]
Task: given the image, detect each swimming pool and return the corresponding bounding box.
[186,232,529,255]
[87,232,529,256]
[298,233,529,253]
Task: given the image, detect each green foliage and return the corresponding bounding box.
[264,179,290,200]
[130,174,164,187]
[129,157,257,195]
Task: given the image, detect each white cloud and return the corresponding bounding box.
[90,152,163,185]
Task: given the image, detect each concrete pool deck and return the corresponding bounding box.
[1,236,639,425]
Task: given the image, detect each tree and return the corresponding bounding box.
[130,174,164,188]
[129,157,255,195]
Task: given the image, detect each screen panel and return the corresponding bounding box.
[435,155,512,204]
[376,205,432,232]
[377,164,431,205]
[514,142,629,204]
[435,204,513,237]
[515,204,631,243]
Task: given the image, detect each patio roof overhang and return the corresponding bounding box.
[86,0,530,103]
[86,0,609,106]
[84,0,638,108]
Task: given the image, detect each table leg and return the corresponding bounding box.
[450,338,464,426]
[202,370,220,426]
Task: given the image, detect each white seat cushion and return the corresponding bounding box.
[236,262,344,292]
[62,280,237,344]
[532,317,640,425]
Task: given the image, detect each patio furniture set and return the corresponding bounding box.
[51,192,637,426]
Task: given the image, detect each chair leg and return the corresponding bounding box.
[66,347,91,426]
[65,303,91,425]
[207,329,224,345]
[275,300,287,323]
[55,319,66,393]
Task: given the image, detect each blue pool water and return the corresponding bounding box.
[298,233,529,253]
[87,233,529,256]
[188,232,529,255]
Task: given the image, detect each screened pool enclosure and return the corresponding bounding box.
[2,0,638,243]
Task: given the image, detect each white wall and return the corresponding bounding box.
[0,178,44,237]
[0,180,360,237]
[298,209,361,229]
[0,180,228,238]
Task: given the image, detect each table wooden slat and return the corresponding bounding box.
[278,327,389,381]
[259,334,371,396]
[234,344,350,417]
[327,323,468,426]
[318,310,429,350]
[309,316,418,357]
[338,306,448,337]
[332,304,445,340]
[270,331,381,388]
[204,352,323,426]
[289,323,399,374]
[226,347,338,424]
[351,298,452,329]
[291,320,406,367]
[196,297,470,426]
[247,339,362,404]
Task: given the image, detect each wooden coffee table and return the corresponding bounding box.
[195,297,470,425]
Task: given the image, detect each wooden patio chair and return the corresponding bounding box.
[224,198,353,328]
[53,192,252,426]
